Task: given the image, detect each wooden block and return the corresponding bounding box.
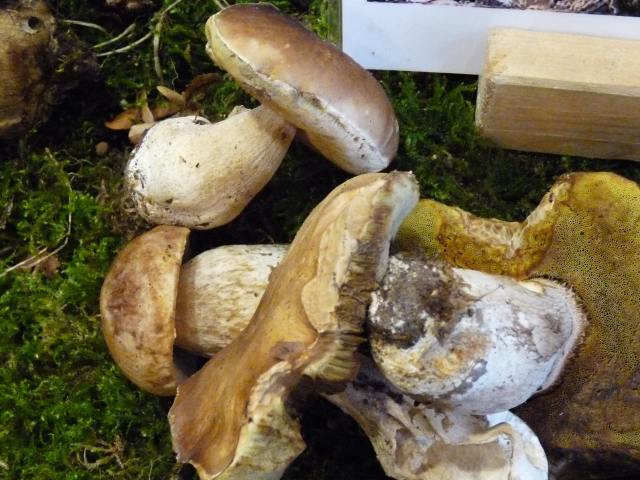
[476,29,640,161]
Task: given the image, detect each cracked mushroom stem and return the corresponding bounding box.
[168,172,419,480]
[328,359,548,480]
[205,3,398,174]
[124,105,295,229]
[369,251,585,415]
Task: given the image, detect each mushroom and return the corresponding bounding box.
[100,225,191,396]
[205,3,399,174]
[100,226,285,395]
[130,243,547,479]
[124,106,295,229]
[395,171,640,474]
[168,172,419,479]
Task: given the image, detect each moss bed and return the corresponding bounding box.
[1,0,639,478]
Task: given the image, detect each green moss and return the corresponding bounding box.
[1,0,640,479]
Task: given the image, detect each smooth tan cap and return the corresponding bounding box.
[205,3,399,175]
[100,225,190,396]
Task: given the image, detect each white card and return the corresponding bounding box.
[340,1,640,74]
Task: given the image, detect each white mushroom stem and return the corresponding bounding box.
[175,244,288,356]
[124,105,295,229]
[327,359,548,480]
[369,252,586,415]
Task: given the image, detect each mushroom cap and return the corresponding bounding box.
[205,3,399,175]
[100,225,189,396]
[169,172,419,479]
[125,106,295,229]
[175,244,288,357]
[396,171,640,467]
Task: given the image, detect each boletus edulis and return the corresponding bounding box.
[102,171,640,478]
[168,172,418,479]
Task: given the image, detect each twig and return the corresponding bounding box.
[93,23,136,50]
[60,19,109,34]
[153,0,186,83]
[213,0,230,10]
[0,211,71,278]
[75,437,125,470]
[96,31,153,57]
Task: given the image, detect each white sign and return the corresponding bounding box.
[341,1,640,74]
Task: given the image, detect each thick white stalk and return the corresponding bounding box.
[369,252,586,414]
[174,244,288,356]
[125,106,295,229]
[327,360,548,480]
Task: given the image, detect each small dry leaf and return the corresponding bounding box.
[183,73,220,104]
[37,255,61,279]
[129,122,155,145]
[157,86,186,108]
[105,108,141,130]
[151,102,181,121]
[141,103,154,124]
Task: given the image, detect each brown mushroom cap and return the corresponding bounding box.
[100,225,190,396]
[169,172,419,479]
[205,3,399,175]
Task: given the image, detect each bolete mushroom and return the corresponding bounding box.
[205,3,399,174]
[100,227,285,395]
[168,171,419,479]
[124,106,295,229]
[139,243,548,479]
[395,171,640,475]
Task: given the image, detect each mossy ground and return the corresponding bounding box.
[1,1,639,479]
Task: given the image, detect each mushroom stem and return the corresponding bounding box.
[369,250,585,414]
[125,105,296,229]
[174,244,288,356]
[327,359,548,480]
